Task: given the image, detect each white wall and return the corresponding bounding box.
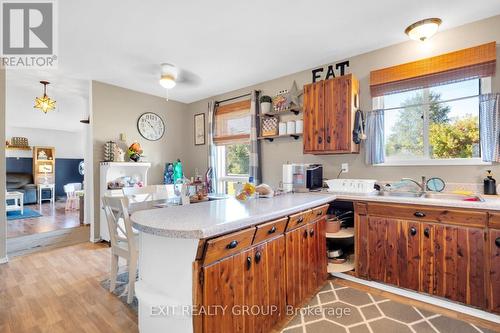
[0,69,6,262]
[6,127,84,159]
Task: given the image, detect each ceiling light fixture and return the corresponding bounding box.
[159,74,177,89]
[405,18,442,42]
[34,80,56,114]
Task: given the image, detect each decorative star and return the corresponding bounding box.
[34,94,56,113]
[287,80,303,109]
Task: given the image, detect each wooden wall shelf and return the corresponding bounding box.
[258,133,303,142]
[258,107,302,117]
[6,145,32,151]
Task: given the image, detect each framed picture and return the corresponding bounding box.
[194,113,206,145]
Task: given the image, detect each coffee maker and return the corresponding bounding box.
[282,163,323,192]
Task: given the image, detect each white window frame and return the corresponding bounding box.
[374,77,492,166]
[215,144,250,193]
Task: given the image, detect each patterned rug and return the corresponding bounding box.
[6,208,42,220]
[100,270,138,311]
[281,281,497,333]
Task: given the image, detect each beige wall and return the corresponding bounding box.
[0,69,6,261]
[91,81,189,236]
[183,15,500,188]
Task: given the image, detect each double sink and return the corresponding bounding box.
[378,191,484,202]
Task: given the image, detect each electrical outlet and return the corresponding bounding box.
[341,163,349,173]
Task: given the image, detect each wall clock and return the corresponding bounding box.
[137,112,165,141]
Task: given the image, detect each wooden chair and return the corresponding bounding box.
[102,196,139,304]
[122,185,171,210]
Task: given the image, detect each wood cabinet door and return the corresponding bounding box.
[324,76,351,152]
[203,247,254,333]
[303,80,325,153]
[488,229,500,313]
[422,224,486,308]
[202,237,286,333]
[285,224,310,307]
[368,217,420,288]
[355,212,369,278]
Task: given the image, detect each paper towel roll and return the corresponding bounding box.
[279,122,287,136]
[295,120,303,134]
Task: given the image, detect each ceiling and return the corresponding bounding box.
[6,70,89,132]
[10,0,500,104]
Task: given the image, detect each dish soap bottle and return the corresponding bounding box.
[484,170,497,195]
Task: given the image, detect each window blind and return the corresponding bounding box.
[370,42,496,97]
[214,99,251,144]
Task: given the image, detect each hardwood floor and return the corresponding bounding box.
[7,201,81,238]
[0,242,138,333]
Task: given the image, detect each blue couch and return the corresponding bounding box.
[6,173,37,205]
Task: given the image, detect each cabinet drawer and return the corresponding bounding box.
[489,213,500,229]
[204,227,256,265]
[253,217,288,244]
[367,203,487,228]
[310,204,329,220]
[286,210,311,231]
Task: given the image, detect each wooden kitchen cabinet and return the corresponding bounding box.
[357,202,488,311]
[202,235,286,333]
[488,229,500,313]
[285,218,327,308]
[303,74,360,155]
[421,224,486,308]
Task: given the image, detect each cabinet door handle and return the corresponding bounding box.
[309,229,315,237]
[318,137,323,144]
[226,240,239,249]
[246,256,252,270]
[414,211,426,218]
[424,228,430,238]
[268,226,277,234]
[303,230,308,238]
[326,136,331,143]
[410,227,417,236]
[496,237,500,248]
[297,216,304,224]
[255,251,262,264]
[317,210,323,217]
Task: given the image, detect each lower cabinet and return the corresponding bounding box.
[285,218,327,308]
[489,229,500,313]
[202,235,286,333]
[356,202,491,312]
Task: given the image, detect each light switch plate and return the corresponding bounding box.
[341,163,349,173]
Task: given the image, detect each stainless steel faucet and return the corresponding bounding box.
[401,176,427,192]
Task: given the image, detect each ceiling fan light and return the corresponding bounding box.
[159,74,176,89]
[405,18,442,41]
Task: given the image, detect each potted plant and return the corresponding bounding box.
[260,95,272,114]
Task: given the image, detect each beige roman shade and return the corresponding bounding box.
[370,42,497,97]
[213,99,251,144]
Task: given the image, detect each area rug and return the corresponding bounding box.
[100,270,138,311]
[6,208,42,220]
[281,281,496,333]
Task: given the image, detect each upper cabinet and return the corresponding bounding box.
[303,74,360,154]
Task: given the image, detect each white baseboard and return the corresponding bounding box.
[332,272,500,324]
[0,256,9,264]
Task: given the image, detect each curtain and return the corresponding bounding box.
[249,91,261,184]
[480,93,500,162]
[207,101,219,193]
[365,110,385,165]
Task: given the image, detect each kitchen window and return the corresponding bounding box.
[375,78,490,165]
[213,100,251,194]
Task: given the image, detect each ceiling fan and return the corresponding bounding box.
[158,63,201,100]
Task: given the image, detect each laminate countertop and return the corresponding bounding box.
[131,192,336,239]
[131,191,500,239]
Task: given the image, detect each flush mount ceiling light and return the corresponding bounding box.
[34,80,56,114]
[405,18,442,41]
[159,63,178,89]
